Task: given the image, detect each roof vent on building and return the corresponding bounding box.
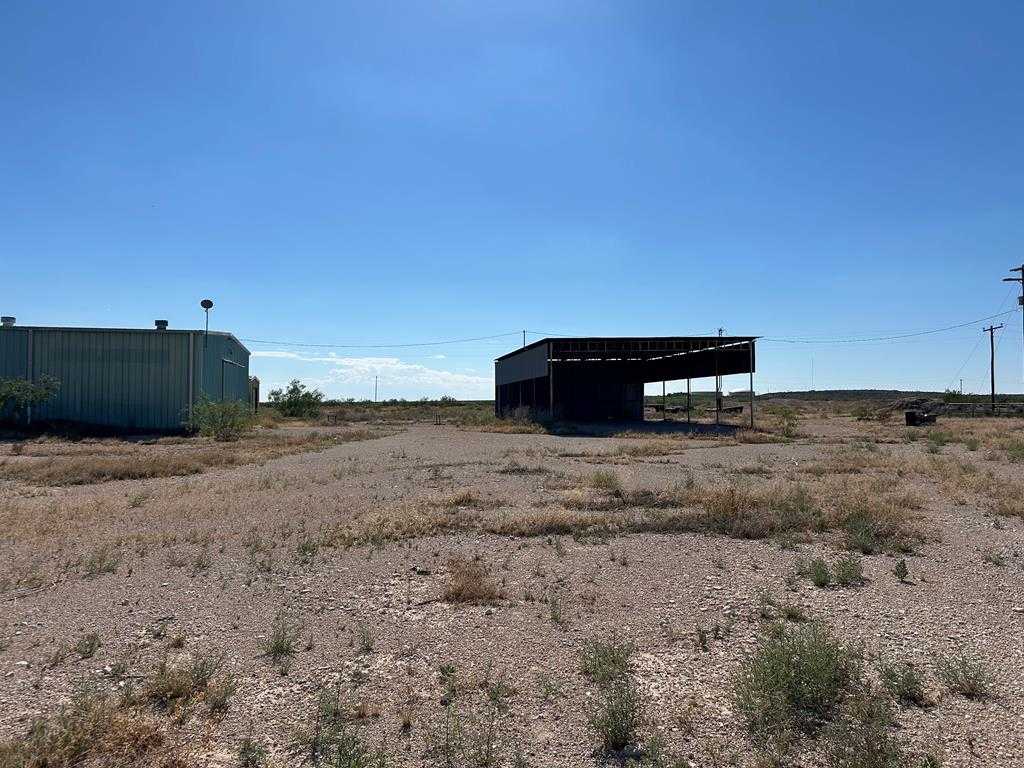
[155,320,168,331]
[1,316,15,327]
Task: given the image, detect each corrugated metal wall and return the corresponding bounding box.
[0,327,250,430]
[194,332,250,405]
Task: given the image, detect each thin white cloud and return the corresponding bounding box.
[252,350,493,399]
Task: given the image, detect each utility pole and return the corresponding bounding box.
[374,376,378,404]
[522,330,526,348]
[984,324,1004,409]
[715,328,723,425]
[1002,265,1024,382]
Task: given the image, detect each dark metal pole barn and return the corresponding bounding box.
[494,336,757,424]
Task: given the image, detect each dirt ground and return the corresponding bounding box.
[1,405,1023,767]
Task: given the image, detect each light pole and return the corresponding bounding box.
[1002,266,1024,383]
[200,299,213,352]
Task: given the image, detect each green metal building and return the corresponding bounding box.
[0,318,251,430]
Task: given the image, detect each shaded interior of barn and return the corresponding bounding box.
[494,336,756,421]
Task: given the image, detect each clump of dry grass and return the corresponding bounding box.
[823,477,924,553]
[433,489,495,509]
[0,685,181,768]
[0,430,385,487]
[443,557,502,604]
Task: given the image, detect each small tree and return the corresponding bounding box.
[268,380,324,419]
[0,375,60,421]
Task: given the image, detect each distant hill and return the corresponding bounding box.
[761,389,1024,403]
[761,389,943,402]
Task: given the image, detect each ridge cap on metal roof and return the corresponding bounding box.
[1,325,250,355]
[494,335,759,362]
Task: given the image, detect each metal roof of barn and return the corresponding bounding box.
[1,324,250,355]
[495,336,757,362]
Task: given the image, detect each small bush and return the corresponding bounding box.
[893,559,909,583]
[262,611,300,666]
[187,397,254,441]
[143,651,225,712]
[935,645,993,699]
[589,471,623,494]
[238,737,268,768]
[268,379,324,419]
[443,557,502,604]
[292,686,388,766]
[877,659,928,708]
[734,623,861,752]
[581,635,634,685]
[588,676,645,754]
[205,674,237,716]
[0,375,59,421]
[75,632,101,660]
[833,556,865,587]
[820,692,905,768]
[0,684,169,766]
[808,558,831,588]
[1004,438,1024,462]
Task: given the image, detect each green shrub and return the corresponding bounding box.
[821,692,905,768]
[0,375,59,421]
[187,397,254,441]
[268,379,324,419]
[734,623,861,753]
[581,635,633,685]
[262,611,300,668]
[1004,439,1024,462]
[833,556,865,587]
[877,659,928,708]
[238,737,268,768]
[808,557,831,588]
[935,645,993,699]
[292,686,388,766]
[588,676,645,754]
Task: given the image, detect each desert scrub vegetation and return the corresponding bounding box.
[185,396,255,441]
[262,611,301,672]
[733,622,930,765]
[328,473,921,553]
[268,379,325,419]
[581,635,634,684]
[734,623,863,755]
[0,429,383,486]
[443,556,502,604]
[800,555,865,589]
[142,651,230,715]
[934,644,994,699]
[290,685,388,766]
[0,374,60,421]
[0,683,179,768]
[588,675,646,754]
[877,658,930,708]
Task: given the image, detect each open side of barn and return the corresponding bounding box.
[0,321,251,430]
[494,336,756,422]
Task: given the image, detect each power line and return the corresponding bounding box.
[241,309,1017,355]
[763,310,1017,344]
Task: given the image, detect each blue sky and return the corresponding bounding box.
[3,2,1023,399]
